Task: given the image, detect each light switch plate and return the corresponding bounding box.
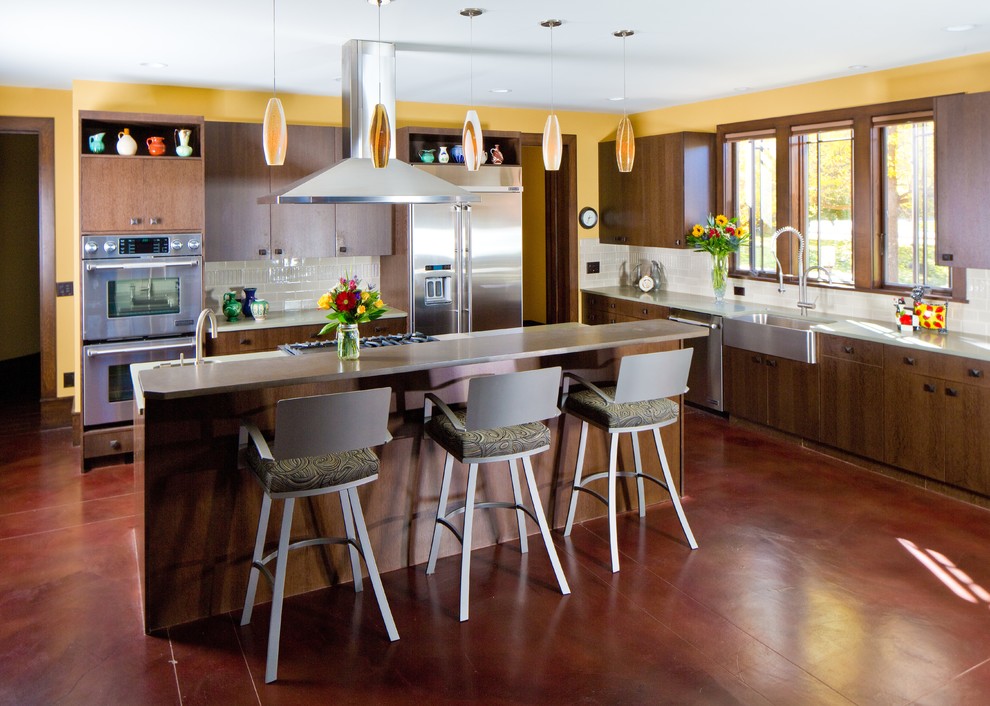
[586,261,600,274]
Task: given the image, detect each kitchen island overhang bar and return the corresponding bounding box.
[135,321,705,632]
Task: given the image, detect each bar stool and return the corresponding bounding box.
[562,348,698,572]
[239,387,399,683]
[424,366,571,622]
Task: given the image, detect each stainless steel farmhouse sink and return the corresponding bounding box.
[723,313,834,364]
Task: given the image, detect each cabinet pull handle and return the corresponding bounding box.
[273,248,283,255]
[843,345,854,354]
[608,303,616,309]
[903,356,916,366]
[129,217,142,226]
[641,308,649,315]
[923,383,936,393]
[149,217,162,225]
[109,439,122,450]
[946,388,959,397]
[339,246,348,253]
[969,369,984,378]
[674,238,682,246]
[765,359,777,368]
[751,355,761,364]
[258,249,268,256]
[240,339,251,345]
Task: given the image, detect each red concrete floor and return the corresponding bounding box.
[3,396,990,705]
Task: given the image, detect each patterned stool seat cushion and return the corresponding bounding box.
[426,409,550,461]
[246,442,379,494]
[564,385,678,430]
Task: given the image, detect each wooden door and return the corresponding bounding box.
[943,383,990,494]
[883,369,944,481]
[270,124,336,258]
[766,356,820,441]
[205,122,272,261]
[820,356,884,461]
[146,159,204,232]
[724,345,767,424]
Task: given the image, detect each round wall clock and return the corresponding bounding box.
[579,206,598,229]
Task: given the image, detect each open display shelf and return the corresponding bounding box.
[80,111,203,159]
[398,126,521,166]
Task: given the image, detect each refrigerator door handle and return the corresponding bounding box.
[454,205,464,333]
[462,205,473,333]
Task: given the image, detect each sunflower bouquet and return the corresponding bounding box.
[686,214,749,256]
[317,277,388,336]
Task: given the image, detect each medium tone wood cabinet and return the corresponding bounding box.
[935,92,990,270]
[724,345,820,441]
[819,335,885,462]
[206,122,393,262]
[205,316,408,357]
[79,111,205,234]
[581,292,669,325]
[598,132,714,248]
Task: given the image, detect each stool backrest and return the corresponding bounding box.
[613,348,693,404]
[466,366,562,431]
[273,387,392,460]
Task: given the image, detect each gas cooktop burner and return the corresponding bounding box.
[280,332,438,355]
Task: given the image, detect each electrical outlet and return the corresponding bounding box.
[56,281,73,297]
[586,261,600,274]
[63,372,75,388]
[733,285,746,296]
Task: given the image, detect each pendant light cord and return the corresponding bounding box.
[622,34,627,117]
[469,15,474,107]
[271,0,277,96]
[549,23,555,115]
[377,0,383,105]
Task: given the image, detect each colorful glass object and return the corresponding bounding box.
[370,102,391,169]
[263,97,287,166]
[616,116,635,173]
[463,109,483,171]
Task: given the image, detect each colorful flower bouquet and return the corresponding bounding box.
[317,277,388,359]
[687,214,750,302]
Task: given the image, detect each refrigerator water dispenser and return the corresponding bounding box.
[424,276,452,304]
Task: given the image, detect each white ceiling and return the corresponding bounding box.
[3,1,990,114]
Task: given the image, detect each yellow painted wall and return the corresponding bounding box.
[521,145,547,323]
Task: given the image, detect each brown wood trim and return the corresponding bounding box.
[852,114,874,290]
[716,97,936,137]
[0,116,57,408]
[41,397,73,430]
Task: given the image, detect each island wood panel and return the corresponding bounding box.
[136,337,685,630]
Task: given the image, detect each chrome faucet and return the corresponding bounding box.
[771,226,829,315]
[194,308,217,365]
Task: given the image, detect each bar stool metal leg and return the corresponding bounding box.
[346,487,399,641]
[338,489,364,593]
[460,464,480,622]
[507,459,529,555]
[630,432,647,518]
[563,420,590,536]
[652,428,698,549]
[265,497,296,684]
[607,433,621,573]
[241,493,273,626]
[427,453,456,575]
[521,456,571,595]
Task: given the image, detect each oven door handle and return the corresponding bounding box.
[85,340,197,357]
[84,259,201,271]
[669,316,720,330]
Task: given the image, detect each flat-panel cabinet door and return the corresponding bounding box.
[205,122,271,261]
[724,345,767,424]
[883,369,944,481]
[270,124,337,258]
[767,357,820,441]
[944,383,990,494]
[820,357,884,461]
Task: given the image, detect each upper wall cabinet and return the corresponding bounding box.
[205,122,393,262]
[80,111,205,234]
[598,131,714,248]
[935,92,990,269]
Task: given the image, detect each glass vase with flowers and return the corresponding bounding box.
[686,214,749,303]
[317,277,388,360]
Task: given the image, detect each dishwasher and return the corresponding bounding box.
[668,308,724,412]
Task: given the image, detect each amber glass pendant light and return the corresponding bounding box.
[262,0,287,166]
[614,30,635,173]
[370,0,392,169]
[461,8,484,171]
[541,19,563,172]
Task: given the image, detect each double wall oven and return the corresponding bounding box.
[81,233,203,427]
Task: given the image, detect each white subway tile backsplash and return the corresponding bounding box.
[580,239,990,336]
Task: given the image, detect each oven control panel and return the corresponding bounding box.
[81,234,203,260]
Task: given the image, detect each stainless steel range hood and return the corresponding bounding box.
[262,40,477,205]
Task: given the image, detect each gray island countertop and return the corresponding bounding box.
[138,320,706,402]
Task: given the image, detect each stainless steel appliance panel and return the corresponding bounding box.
[669,309,724,412]
[464,194,523,332]
[82,337,196,426]
[411,203,460,336]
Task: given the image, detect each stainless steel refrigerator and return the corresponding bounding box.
[409,165,523,335]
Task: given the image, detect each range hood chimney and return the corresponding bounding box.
[262,39,477,205]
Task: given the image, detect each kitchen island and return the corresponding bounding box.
[134,321,705,631]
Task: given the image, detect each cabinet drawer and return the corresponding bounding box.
[83,426,134,459]
[939,355,990,388]
[820,335,883,366]
[583,293,667,320]
[884,346,940,376]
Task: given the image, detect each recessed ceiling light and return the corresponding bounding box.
[608,96,624,102]
[139,62,168,69]
[848,64,868,71]
[489,88,511,94]
[944,24,977,32]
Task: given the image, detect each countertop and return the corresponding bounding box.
[215,307,408,333]
[584,286,990,363]
[135,320,705,404]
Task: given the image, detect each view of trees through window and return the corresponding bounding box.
[881,120,949,290]
[732,137,777,274]
[799,129,853,284]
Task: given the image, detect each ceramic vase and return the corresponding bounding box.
[222,292,241,321]
[337,323,360,360]
[175,128,193,157]
[438,146,450,164]
[88,133,106,154]
[116,128,138,156]
[241,287,257,318]
[146,136,166,156]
